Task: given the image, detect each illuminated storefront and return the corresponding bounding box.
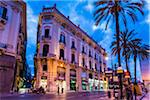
[89,73,94,91]
[57,67,66,93]
[70,69,76,91]
[99,80,104,91]
[81,71,87,90]
[94,74,99,91]
[40,76,47,89]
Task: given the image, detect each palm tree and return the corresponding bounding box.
[111,29,139,73]
[93,0,144,66]
[129,40,149,99]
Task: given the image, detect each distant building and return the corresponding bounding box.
[0,1,27,93]
[34,5,108,93]
[140,56,150,86]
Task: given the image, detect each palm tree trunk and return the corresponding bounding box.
[115,2,121,67]
[134,55,137,100]
[125,55,129,72]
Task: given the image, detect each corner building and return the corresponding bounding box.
[34,5,108,93]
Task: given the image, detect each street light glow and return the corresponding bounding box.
[105,56,109,60]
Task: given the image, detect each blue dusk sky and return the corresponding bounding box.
[25,0,149,80]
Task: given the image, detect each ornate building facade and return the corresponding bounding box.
[0,1,27,93]
[34,5,108,93]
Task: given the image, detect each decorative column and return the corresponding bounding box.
[65,64,70,91]
[77,67,82,91]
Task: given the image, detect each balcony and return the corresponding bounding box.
[71,45,76,52]
[41,36,51,42]
[37,53,56,59]
[59,40,65,48]
[0,42,7,49]
[89,54,92,58]
[0,14,8,29]
[82,51,86,55]
[59,56,65,60]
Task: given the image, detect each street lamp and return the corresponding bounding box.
[117,66,124,99]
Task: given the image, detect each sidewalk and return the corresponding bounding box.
[0,92,21,97]
[140,92,150,100]
[135,91,149,100]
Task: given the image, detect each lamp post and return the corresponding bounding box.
[117,66,124,99]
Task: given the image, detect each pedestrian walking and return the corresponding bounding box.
[61,88,64,94]
[57,86,60,95]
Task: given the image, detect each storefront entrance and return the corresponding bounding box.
[57,67,66,93]
[89,73,93,91]
[81,71,87,90]
[40,76,47,90]
[70,69,76,91]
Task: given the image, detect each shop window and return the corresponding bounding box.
[42,44,49,56]
[43,65,47,71]
[45,29,49,38]
[70,69,76,90]
[59,49,64,60]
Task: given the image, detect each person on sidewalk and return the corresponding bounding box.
[57,86,60,95]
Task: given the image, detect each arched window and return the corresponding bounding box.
[42,44,49,56]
